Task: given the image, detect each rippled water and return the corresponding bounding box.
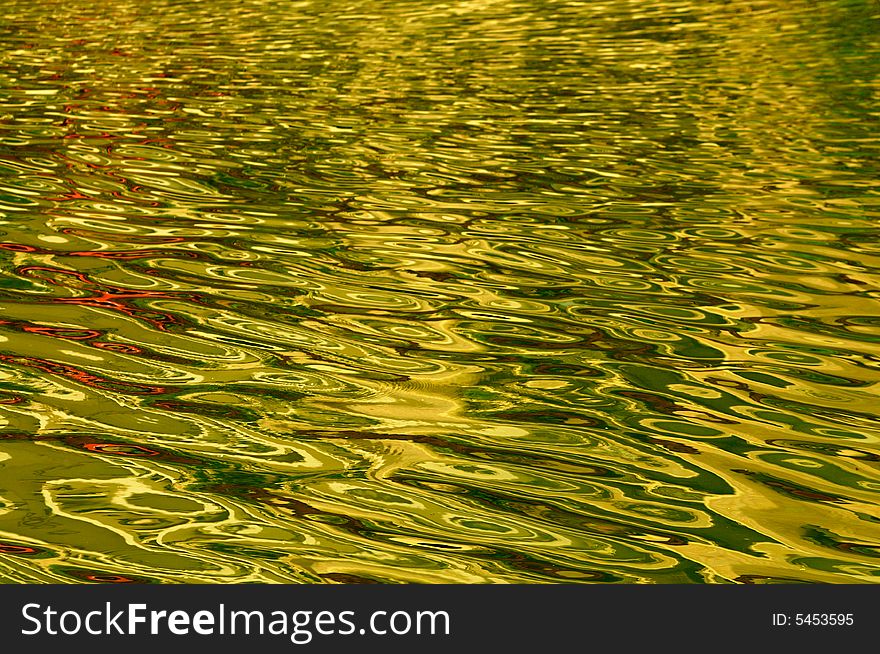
[0,0,877,584]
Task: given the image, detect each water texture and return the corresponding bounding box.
[0,0,878,583]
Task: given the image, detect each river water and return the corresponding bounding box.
[0,0,878,583]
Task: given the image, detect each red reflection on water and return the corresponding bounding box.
[68,249,197,260]
[17,265,188,332]
[62,568,144,583]
[46,188,93,200]
[22,326,101,340]
[66,436,202,466]
[83,443,160,457]
[85,574,136,583]
[0,354,167,395]
[0,543,39,555]
[0,318,148,360]
[0,243,40,253]
[91,341,143,354]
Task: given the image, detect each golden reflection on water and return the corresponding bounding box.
[0,0,877,583]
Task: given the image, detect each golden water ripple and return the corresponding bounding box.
[0,0,878,583]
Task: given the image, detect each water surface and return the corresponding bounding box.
[0,0,878,583]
